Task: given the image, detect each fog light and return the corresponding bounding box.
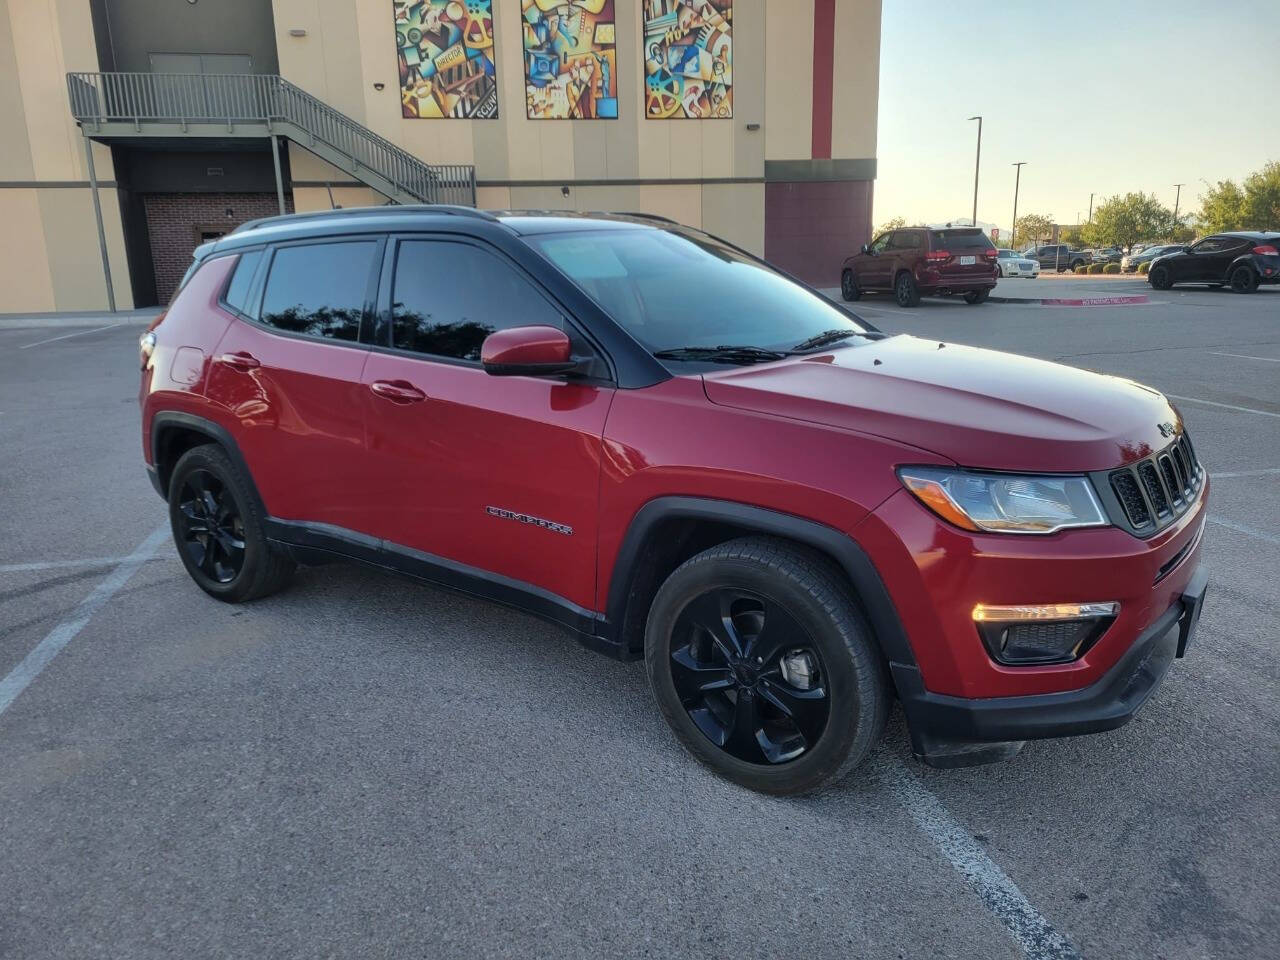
[973,602,1118,665]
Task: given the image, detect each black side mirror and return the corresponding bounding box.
[860,243,871,255]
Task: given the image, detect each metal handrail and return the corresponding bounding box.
[66,71,475,205]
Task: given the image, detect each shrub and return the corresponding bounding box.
[1087,263,1105,274]
[1074,265,1089,274]
[1137,262,1151,275]
[1103,263,1121,274]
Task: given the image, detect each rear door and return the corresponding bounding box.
[929,228,996,283]
[358,235,615,612]
[205,236,382,532]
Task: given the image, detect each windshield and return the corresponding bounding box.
[529,227,868,357]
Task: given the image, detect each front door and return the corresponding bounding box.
[859,232,893,290]
[359,236,614,612]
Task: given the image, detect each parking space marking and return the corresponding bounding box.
[0,526,167,718]
[883,757,1081,960]
[1211,468,1280,479]
[18,323,122,350]
[1165,395,1280,419]
[0,556,165,574]
[1210,352,1280,364]
[1208,517,1280,547]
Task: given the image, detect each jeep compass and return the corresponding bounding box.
[140,206,1208,795]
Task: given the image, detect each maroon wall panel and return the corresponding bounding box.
[764,180,873,287]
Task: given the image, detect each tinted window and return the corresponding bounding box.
[931,229,992,249]
[260,241,376,342]
[222,249,263,315]
[391,241,564,361]
[869,233,891,254]
[891,230,923,249]
[530,227,869,356]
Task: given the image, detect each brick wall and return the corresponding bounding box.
[143,193,293,302]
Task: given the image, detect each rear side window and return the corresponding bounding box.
[260,241,377,342]
[390,240,564,361]
[931,229,992,249]
[222,249,263,315]
[891,230,923,249]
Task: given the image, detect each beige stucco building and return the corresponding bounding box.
[0,0,881,313]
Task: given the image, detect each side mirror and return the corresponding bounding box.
[860,243,871,255]
[481,325,579,377]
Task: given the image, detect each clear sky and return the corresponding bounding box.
[873,0,1280,236]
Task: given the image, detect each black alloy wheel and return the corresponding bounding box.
[963,288,989,304]
[1149,264,1172,290]
[669,587,830,765]
[1229,265,1259,294]
[894,271,921,307]
[176,469,246,584]
[841,269,861,301]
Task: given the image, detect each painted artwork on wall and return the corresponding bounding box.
[521,1,618,119]
[642,0,732,119]
[394,0,499,119]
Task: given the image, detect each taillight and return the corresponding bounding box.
[982,248,997,259]
[1253,245,1278,256]
[925,250,950,262]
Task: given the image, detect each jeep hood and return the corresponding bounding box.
[701,335,1180,472]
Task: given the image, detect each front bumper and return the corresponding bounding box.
[897,564,1207,767]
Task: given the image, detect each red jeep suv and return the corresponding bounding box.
[841,226,999,307]
[140,207,1207,794]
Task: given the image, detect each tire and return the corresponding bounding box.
[894,271,921,307]
[840,269,861,301]
[963,289,989,304]
[644,536,890,795]
[1229,265,1259,294]
[168,444,295,603]
[1149,264,1172,290]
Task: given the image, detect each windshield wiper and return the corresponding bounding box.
[652,345,790,364]
[790,328,883,351]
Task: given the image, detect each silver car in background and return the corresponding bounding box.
[996,248,1041,278]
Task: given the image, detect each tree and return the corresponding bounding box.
[1085,193,1174,249]
[1197,161,1280,233]
[873,216,905,238]
[1198,178,1247,233]
[1013,213,1054,248]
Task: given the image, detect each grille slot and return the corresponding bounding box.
[1158,455,1182,505]
[1170,444,1190,492]
[1105,430,1204,536]
[1138,461,1170,516]
[1111,472,1151,527]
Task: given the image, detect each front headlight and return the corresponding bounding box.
[897,467,1108,534]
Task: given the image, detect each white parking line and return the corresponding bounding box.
[18,322,121,350]
[1166,395,1280,419]
[0,556,163,574]
[882,757,1081,960]
[1210,352,1280,364]
[1208,517,1280,547]
[1210,468,1280,479]
[0,526,168,718]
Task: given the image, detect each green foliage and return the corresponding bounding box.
[1073,265,1089,274]
[1086,193,1176,249]
[873,216,906,238]
[1087,263,1105,274]
[1138,261,1151,275]
[1013,213,1054,247]
[1060,226,1088,248]
[1196,161,1280,232]
[1103,263,1121,274]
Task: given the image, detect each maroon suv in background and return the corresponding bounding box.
[841,226,999,307]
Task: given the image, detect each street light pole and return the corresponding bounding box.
[1088,192,1094,222]
[1010,161,1026,248]
[967,116,982,227]
[1172,183,1184,228]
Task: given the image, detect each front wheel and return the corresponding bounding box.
[894,271,921,307]
[644,538,890,795]
[1229,265,1259,294]
[1149,264,1172,290]
[840,269,861,301]
[963,289,989,304]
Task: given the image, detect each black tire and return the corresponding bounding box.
[963,289,989,304]
[1149,264,1172,290]
[168,444,295,603]
[840,269,861,301]
[894,271,921,307]
[644,537,890,795]
[1229,265,1259,294]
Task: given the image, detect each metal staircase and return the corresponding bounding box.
[66,71,475,206]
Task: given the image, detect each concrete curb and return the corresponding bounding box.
[0,310,158,330]
[989,294,1150,306]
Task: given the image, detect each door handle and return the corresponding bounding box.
[217,351,260,371]
[370,379,427,403]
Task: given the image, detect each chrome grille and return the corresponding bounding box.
[1106,432,1203,535]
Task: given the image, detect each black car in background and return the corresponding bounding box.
[1148,233,1280,293]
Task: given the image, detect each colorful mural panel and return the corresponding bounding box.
[394,0,499,119]
[521,1,618,119]
[642,0,732,119]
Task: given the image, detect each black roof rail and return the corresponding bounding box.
[611,211,678,224]
[230,204,498,235]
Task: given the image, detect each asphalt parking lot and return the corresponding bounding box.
[1,283,1277,959]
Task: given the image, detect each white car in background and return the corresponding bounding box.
[996,248,1040,278]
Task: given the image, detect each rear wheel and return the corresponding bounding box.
[1149,264,1172,290]
[1229,265,1259,294]
[963,289,989,304]
[644,537,890,795]
[894,271,921,307]
[840,269,861,301]
[169,444,294,603]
